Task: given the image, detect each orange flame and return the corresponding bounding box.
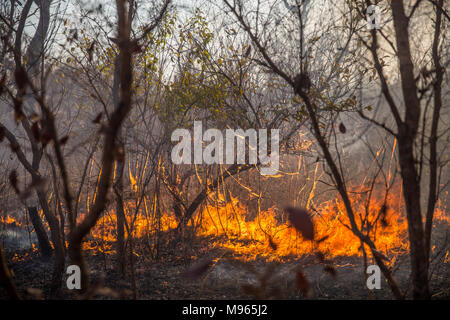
[81,183,448,261]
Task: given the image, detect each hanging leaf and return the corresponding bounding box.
[10,142,20,153]
[0,73,6,96]
[181,258,214,280]
[39,125,52,147]
[9,170,19,194]
[244,45,251,58]
[324,265,337,279]
[25,287,43,300]
[13,97,25,122]
[59,135,69,145]
[87,41,96,62]
[0,126,5,142]
[30,122,40,141]
[14,65,28,91]
[315,251,327,263]
[113,144,125,163]
[92,112,103,124]
[268,236,278,251]
[285,207,314,241]
[296,269,312,297]
[380,204,389,228]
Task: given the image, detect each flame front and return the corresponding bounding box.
[2,184,448,262]
[83,183,448,261]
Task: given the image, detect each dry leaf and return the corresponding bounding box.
[181,258,214,280]
[9,170,19,194]
[324,265,337,279]
[0,73,6,96]
[268,236,278,251]
[315,251,326,263]
[296,269,312,298]
[25,287,43,300]
[39,126,52,147]
[285,207,314,241]
[87,41,96,61]
[95,287,119,298]
[59,135,69,145]
[0,126,5,142]
[93,112,103,124]
[114,145,125,162]
[31,121,40,141]
[10,142,20,153]
[380,204,389,228]
[14,66,28,91]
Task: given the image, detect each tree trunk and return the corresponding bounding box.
[391,0,430,299]
[115,159,126,276]
[424,0,444,267]
[27,207,53,259]
[36,191,65,297]
[397,137,430,299]
[113,52,126,276]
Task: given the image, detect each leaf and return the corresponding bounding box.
[380,204,389,228]
[92,112,103,124]
[13,97,25,122]
[244,46,251,57]
[114,144,125,163]
[30,122,40,141]
[39,125,52,147]
[296,269,311,297]
[59,135,69,145]
[308,35,321,44]
[14,66,28,91]
[0,126,4,142]
[30,113,39,121]
[323,265,337,279]
[9,170,19,194]
[285,207,314,241]
[181,258,214,280]
[268,236,278,251]
[87,41,96,61]
[339,123,346,133]
[25,288,43,300]
[0,73,6,96]
[315,251,326,263]
[95,287,120,298]
[10,142,20,153]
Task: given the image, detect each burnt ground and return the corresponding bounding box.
[1,224,449,301]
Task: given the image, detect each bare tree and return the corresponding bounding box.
[0,0,66,296]
[67,0,171,293]
[220,0,448,299]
